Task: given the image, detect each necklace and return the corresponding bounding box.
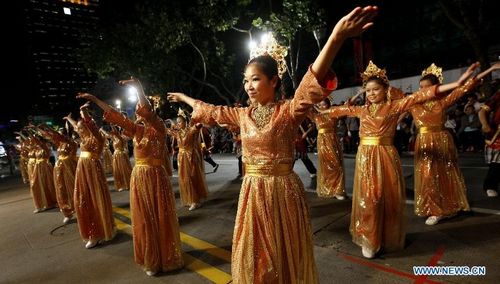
[423,100,437,110]
[368,103,382,117]
[252,103,276,129]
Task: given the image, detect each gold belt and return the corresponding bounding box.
[114,150,126,154]
[245,163,293,176]
[360,136,393,146]
[28,158,36,164]
[318,128,334,134]
[135,157,164,167]
[80,151,100,160]
[58,155,69,160]
[35,158,49,163]
[419,126,444,134]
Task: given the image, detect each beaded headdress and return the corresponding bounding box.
[177,108,188,119]
[249,32,288,79]
[361,60,389,87]
[421,63,443,83]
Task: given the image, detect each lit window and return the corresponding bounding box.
[63,7,71,15]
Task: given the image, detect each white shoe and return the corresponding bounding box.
[335,195,346,200]
[425,216,443,225]
[85,239,98,249]
[310,173,317,178]
[33,209,40,214]
[188,203,201,211]
[145,270,157,276]
[486,189,498,197]
[63,216,72,224]
[362,246,376,259]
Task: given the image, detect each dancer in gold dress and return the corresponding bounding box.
[77,78,183,276]
[167,6,378,283]
[324,60,481,258]
[409,62,500,225]
[309,97,346,198]
[64,104,116,249]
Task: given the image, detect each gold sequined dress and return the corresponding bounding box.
[104,106,184,272]
[409,80,477,217]
[102,138,113,175]
[167,125,208,206]
[110,133,132,191]
[46,131,78,218]
[30,137,58,210]
[17,140,30,184]
[191,68,336,284]
[310,112,345,197]
[74,118,116,243]
[328,86,439,253]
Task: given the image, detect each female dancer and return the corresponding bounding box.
[77,78,184,276]
[37,124,78,224]
[64,103,116,249]
[309,97,346,198]
[100,126,132,191]
[166,111,208,211]
[167,6,378,283]
[324,60,480,258]
[409,62,500,225]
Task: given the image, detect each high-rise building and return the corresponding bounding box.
[25,0,99,119]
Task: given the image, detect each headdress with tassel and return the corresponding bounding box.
[249,32,288,79]
[421,63,443,83]
[177,108,188,120]
[361,60,389,87]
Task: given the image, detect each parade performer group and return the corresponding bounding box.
[14,4,500,281]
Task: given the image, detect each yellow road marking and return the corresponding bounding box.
[183,253,232,284]
[114,218,133,235]
[112,207,233,284]
[180,232,232,263]
[112,207,232,263]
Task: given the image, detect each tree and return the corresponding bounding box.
[438,0,499,97]
[252,0,326,90]
[79,0,252,114]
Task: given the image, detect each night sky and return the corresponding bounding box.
[3,0,499,129]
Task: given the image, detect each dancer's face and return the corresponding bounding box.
[243,64,277,106]
[318,100,330,110]
[419,79,433,90]
[365,81,387,104]
[176,117,186,128]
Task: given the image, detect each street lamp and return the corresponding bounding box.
[127,86,138,103]
[115,99,121,110]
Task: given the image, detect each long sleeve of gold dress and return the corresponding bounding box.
[191,67,336,284]
[409,79,478,218]
[104,106,183,273]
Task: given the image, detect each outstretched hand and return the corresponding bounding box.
[62,112,72,121]
[76,92,97,102]
[119,76,140,86]
[457,62,480,86]
[332,6,378,40]
[80,101,91,110]
[167,92,186,103]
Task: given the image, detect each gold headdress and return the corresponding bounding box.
[177,108,188,119]
[361,60,389,86]
[148,95,162,110]
[421,63,443,83]
[249,32,288,79]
